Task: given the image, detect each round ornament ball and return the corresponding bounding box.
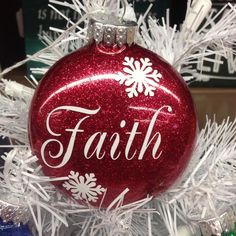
[28,14,197,208]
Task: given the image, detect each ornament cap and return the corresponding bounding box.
[87,13,137,47]
[0,194,30,225]
[198,208,236,236]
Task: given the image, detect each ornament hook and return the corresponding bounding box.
[101,0,127,22]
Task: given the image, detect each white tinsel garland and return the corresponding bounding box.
[158,117,236,234]
[0,80,32,144]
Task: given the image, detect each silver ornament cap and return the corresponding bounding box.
[0,194,30,225]
[87,13,137,47]
[198,208,236,236]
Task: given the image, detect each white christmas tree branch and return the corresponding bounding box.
[159,117,236,228]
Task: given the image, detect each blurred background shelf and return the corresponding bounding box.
[191,88,236,127]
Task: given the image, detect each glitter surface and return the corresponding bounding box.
[29,41,197,207]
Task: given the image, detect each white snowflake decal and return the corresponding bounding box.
[63,171,106,203]
[116,57,162,98]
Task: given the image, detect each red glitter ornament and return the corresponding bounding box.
[28,15,197,208]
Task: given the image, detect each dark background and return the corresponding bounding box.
[0,0,25,69]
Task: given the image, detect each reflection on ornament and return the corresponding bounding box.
[29,14,197,208]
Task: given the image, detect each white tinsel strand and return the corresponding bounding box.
[158,117,236,231]
[68,197,155,236]
[0,140,156,235]
[0,80,34,144]
[0,148,68,235]
[138,2,236,82]
[155,201,190,236]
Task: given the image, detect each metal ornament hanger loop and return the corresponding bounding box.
[101,0,127,22]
